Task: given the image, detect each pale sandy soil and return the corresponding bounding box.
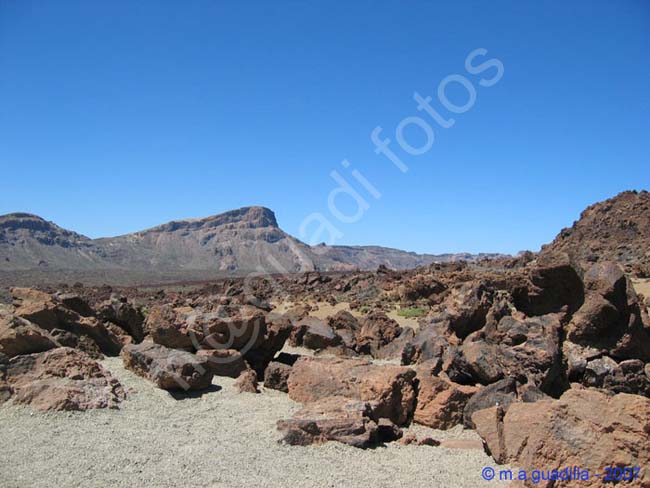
[0,357,509,488]
[632,278,650,298]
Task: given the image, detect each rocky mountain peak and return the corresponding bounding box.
[137,206,279,234]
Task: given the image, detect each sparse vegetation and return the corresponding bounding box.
[397,307,427,318]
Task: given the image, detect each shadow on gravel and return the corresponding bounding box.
[168,384,222,400]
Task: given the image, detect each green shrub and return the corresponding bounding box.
[397,307,427,318]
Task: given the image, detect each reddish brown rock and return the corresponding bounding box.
[355,311,402,356]
[198,307,267,352]
[242,314,292,376]
[414,373,478,429]
[567,261,650,362]
[0,312,59,358]
[263,361,292,392]
[293,317,341,350]
[4,347,125,411]
[327,310,360,349]
[473,388,650,487]
[146,305,197,350]
[121,342,214,391]
[277,395,383,448]
[11,288,122,356]
[234,368,259,393]
[97,296,145,342]
[513,252,585,317]
[287,357,416,425]
[442,282,493,339]
[461,313,564,392]
[195,348,247,378]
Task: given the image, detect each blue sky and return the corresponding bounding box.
[1,1,648,254]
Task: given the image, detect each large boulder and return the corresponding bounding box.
[442,282,493,339]
[473,388,650,487]
[264,361,292,392]
[242,313,292,376]
[145,305,198,350]
[414,370,478,429]
[195,348,247,378]
[97,296,145,342]
[512,252,585,317]
[11,288,122,356]
[401,320,452,365]
[3,347,125,411]
[197,306,267,352]
[327,310,360,349]
[287,357,416,425]
[293,317,341,351]
[355,312,402,356]
[277,395,399,448]
[0,312,59,358]
[121,342,214,391]
[567,261,650,362]
[461,313,564,393]
[463,377,518,428]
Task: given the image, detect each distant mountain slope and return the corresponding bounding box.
[0,213,106,270]
[0,206,497,277]
[540,190,650,275]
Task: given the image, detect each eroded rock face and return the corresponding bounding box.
[3,347,125,411]
[462,313,564,392]
[97,296,145,342]
[443,282,493,339]
[514,253,585,317]
[146,305,200,350]
[473,388,650,487]
[121,342,214,391]
[292,317,341,351]
[567,261,650,362]
[414,370,478,430]
[277,395,394,448]
[242,314,291,376]
[0,312,59,358]
[264,361,291,392]
[355,312,402,357]
[287,357,416,425]
[11,288,122,356]
[195,348,247,378]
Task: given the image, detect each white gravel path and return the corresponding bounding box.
[0,357,510,488]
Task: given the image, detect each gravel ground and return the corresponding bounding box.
[0,357,510,488]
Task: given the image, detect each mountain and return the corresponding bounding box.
[0,207,499,281]
[540,190,650,276]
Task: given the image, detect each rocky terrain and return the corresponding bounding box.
[0,207,501,286]
[1,190,650,487]
[541,190,650,277]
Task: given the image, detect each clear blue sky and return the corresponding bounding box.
[1,1,648,254]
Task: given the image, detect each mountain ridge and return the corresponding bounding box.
[0,206,501,276]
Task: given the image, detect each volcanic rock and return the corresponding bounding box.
[121,342,214,391]
[0,312,59,358]
[264,361,292,392]
[195,348,247,378]
[97,296,145,342]
[472,387,650,487]
[277,395,386,448]
[4,347,125,411]
[414,371,478,429]
[355,311,402,356]
[287,357,416,425]
[234,368,259,393]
